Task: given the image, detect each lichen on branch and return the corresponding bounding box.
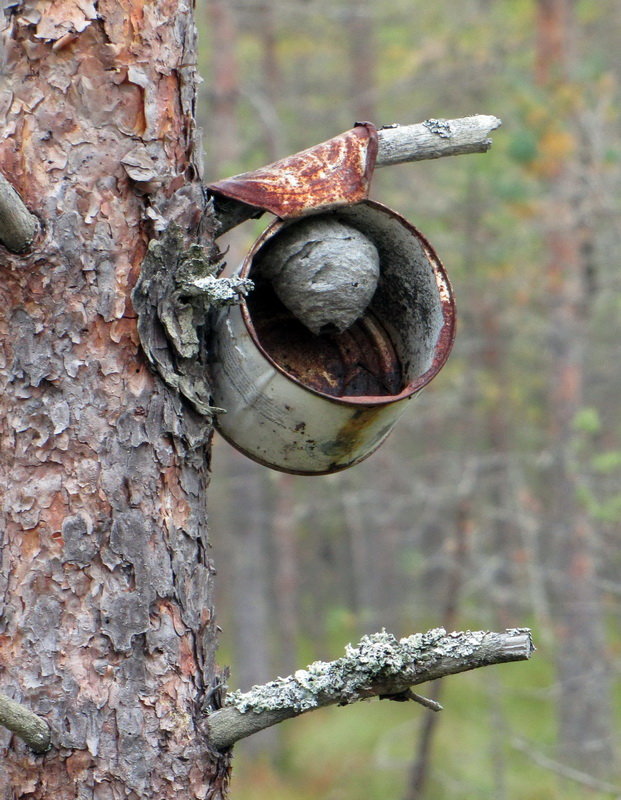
[207,627,534,750]
[228,629,447,713]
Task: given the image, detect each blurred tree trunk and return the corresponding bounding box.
[272,473,300,676]
[0,2,227,797]
[226,457,273,689]
[340,465,399,633]
[372,450,407,625]
[256,1,285,163]
[463,165,521,626]
[224,454,275,755]
[481,308,522,627]
[535,0,615,777]
[207,0,240,172]
[346,1,376,122]
[403,499,470,800]
[343,483,378,627]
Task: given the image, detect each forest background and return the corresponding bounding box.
[198,1,621,798]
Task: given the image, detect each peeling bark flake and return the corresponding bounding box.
[32,0,99,42]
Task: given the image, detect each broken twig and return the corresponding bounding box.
[376,115,501,166]
[0,173,39,254]
[0,693,51,753]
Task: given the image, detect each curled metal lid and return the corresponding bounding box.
[208,123,378,218]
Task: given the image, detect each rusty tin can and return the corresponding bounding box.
[210,200,455,475]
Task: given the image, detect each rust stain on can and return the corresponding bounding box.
[320,407,390,461]
[208,123,378,218]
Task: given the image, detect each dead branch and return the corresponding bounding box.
[375,115,501,166]
[207,627,533,750]
[0,173,39,254]
[211,114,501,235]
[0,693,51,753]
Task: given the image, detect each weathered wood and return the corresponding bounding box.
[207,627,533,750]
[0,694,51,754]
[375,115,501,166]
[0,173,39,254]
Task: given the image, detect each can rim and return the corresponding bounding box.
[239,200,456,408]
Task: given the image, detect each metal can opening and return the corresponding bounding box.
[210,200,455,474]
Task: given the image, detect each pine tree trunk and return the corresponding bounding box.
[206,0,240,173]
[0,2,227,797]
[346,1,376,123]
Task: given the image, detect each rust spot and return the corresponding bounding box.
[208,123,378,218]
[321,407,390,461]
[247,277,402,398]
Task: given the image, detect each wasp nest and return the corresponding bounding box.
[258,217,380,335]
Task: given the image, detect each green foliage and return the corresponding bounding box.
[507,129,539,166]
[572,406,602,435]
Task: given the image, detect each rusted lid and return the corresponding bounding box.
[208,123,378,218]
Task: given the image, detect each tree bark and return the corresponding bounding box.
[0,2,226,798]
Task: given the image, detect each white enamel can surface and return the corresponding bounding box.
[210,201,455,475]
